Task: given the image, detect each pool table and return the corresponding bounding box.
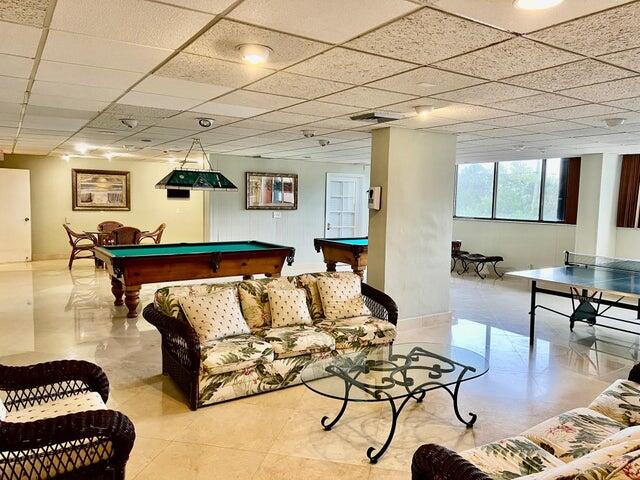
[314,237,368,278]
[95,241,295,318]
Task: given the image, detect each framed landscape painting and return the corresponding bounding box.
[246,172,298,210]
[72,169,130,211]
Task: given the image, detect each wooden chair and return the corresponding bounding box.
[112,226,141,245]
[63,224,97,269]
[138,223,166,244]
[0,360,136,480]
[97,221,123,233]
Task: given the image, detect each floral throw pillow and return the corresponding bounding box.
[316,275,371,321]
[179,288,250,343]
[268,288,312,327]
[297,272,354,319]
[238,277,296,329]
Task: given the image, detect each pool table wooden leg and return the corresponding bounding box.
[111,277,124,306]
[124,285,141,318]
[326,262,337,272]
[353,267,365,279]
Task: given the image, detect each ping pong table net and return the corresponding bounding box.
[565,251,640,274]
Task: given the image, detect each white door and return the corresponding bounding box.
[0,168,31,263]
[325,173,366,238]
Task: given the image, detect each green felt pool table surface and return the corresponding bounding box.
[99,241,291,258]
[332,238,368,246]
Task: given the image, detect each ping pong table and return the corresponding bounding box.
[509,252,640,347]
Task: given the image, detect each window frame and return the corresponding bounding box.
[453,158,573,224]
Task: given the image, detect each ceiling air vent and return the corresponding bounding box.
[350,111,403,124]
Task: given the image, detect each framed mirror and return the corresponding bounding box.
[246,172,298,210]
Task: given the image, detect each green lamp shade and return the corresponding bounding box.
[155,169,238,191]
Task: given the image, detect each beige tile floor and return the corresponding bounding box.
[1,260,639,479]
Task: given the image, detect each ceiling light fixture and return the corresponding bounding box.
[197,117,213,128]
[604,118,625,127]
[513,0,564,10]
[414,105,434,117]
[104,152,115,161]
[237,44,272,65]
[120,118,138,129]
[302,129,316,138]
[318,139,330,147]
[75,143,89,154]
[62,154,71,162]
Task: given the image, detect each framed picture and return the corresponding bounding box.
[246,172,298,210]
[72,169,130,211]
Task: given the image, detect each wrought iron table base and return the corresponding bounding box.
[317,348,478,464]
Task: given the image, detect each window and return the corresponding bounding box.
[454,158,580,223]
[495,159,542,220]
[454,162,494,218]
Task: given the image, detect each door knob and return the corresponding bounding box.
[326,223,331,230]
[24,217,30,222]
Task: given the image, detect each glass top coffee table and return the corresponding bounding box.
[300,342,489,463]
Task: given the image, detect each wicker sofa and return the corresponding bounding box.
[143,272,398,410]
[412,364,640,480]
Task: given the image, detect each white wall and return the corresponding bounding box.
[616,228,640,259]
[453,219,576,270]
[208,154,370,269]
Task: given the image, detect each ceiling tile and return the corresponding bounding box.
[288,117,364,131]
[606,96,640,112]
[245,72,351,99]
[390,115,455,128]
[157,0,236,14]
[21,114,87,131]
[282,101,362,117]
[0,54,33,78]
[35,60,143,89]
[423,0,633,35]
[106,103,179,120]
[529,2,640,56]
[366,67,484,96]
[492,93,585,113]
[186,19,328,69]
[560,77,640,103]
[381,97,451,115]
[227,0,418,44]
[0,76,28,103]
[473,127,531,138]
[133,75,232,100]
[252,111,324,125]
[433,122,494,133]
[192,102,268,118]
[28,93,109,111]
[598,48,640,73]
[31,80,124,102]
[0,0,51,27]
[572,111,640,127]
[430,104,513,121]
[535,104,626,120]
[156,53,273,88]
[155,111,240,129]
[51,0,213,49]
[24,104,96,119]
[481,114,550,127]
[319,87,415,109]
[211,90,303,110]
[118,91,202,111]
[516,120,588,133]
[229,119,291,131]
[433,83,537,106]
[433,38,581,81]
[503,59,635,92]
[0,21,41,57]
[42,31,171,72]
[287,48,413,85]
[346,7,512,64]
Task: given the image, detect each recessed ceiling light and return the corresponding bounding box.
[61,154,71,162]
[414,105,434,117]
[513,0,564,10]
[75,143,89,154]
[237,44,272,65]
[104,152,115,160]
[604,118,625,127]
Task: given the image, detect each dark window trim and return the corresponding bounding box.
[454,158,577,225]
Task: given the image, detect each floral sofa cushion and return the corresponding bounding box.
[154,282,238,319]
[517,439,640,479]
[522,408,626,462]
[589,380,640,427]
[574,448,640,480]
[254,325,335,359]
[461,436,565,480]
[296,272,353,319]
[316,315,396,349]
[200,334,274,376]
[238,277,297,329]
[597,426,640,450]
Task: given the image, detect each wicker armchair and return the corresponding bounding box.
[97,221,123,233]
[411,364,640,480]
[143,282,398,410]
[63,225,97,269]
[112,227,141,245]
[138,223,166,244]
[0,360,135,480]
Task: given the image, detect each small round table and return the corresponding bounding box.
[300,342,489,463]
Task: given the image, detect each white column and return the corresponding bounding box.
[575,153,621,257]
[368,127,456,322]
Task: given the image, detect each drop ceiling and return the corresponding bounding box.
[1,0,640,164]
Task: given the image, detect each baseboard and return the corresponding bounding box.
[396,311,452,331]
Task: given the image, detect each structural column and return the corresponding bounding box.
[575,153,621,257]
[368,127,456,322]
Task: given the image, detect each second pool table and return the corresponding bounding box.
[314,236,368,278]
[95,241,295,318]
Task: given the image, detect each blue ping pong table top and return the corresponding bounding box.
[508,266,640,298]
